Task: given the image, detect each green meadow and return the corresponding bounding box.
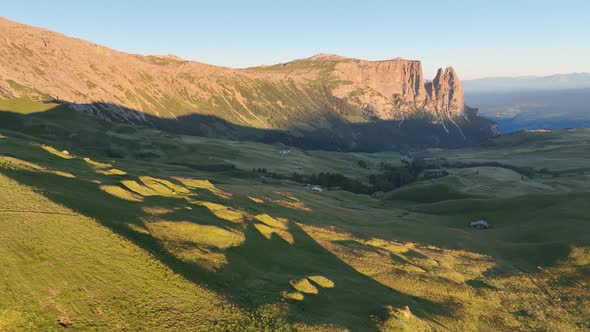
[0,100,588,331]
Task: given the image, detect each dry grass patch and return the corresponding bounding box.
[99,185,143,202]
[173,177,232,198]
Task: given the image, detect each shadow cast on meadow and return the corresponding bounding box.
[0,160,449,331]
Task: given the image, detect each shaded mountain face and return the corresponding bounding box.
[0,17,496,150]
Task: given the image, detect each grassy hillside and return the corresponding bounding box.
[0,16,496,150]
[0,106,588,331]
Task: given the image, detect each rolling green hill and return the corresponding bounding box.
[0,102,588,331]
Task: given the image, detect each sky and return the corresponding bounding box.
[1,0,589,79]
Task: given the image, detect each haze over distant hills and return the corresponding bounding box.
[463,73,590,92]
[464,73,590,133]
[0,17,496,150]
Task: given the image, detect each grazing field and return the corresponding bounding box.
[0,104,589,331]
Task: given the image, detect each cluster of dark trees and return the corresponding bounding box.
[251,153,577,195]
[247,149,586,196]
[253,169,372,193]
[251,157,446,194]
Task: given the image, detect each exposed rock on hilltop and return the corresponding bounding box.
[329,57,464,123]
[425,67,466,134]
[0,17,496,150]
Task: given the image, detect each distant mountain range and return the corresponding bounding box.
[463,74,590,133]
[463,73,590,93]
[0,17,496,151]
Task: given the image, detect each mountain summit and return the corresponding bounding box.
[0,17,496,150]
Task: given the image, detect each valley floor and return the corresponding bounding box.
[0,108,589,331]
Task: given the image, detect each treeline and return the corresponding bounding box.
[253,155,575,195]
[252,158,447,194]
[252,154,575,196]
[254,168,371,193]
[425,160,541,178]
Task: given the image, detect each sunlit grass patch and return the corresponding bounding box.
[0,309,23,331]
[0,156,75,178]
[365,239,438,269]
[365,238,409,254]
[139,176,177,196]
[569,246,590,266]
[84,157,126,175]
[147,221,245,250]
[174,247,229,271]
[252,213,295,243]
[289,278,318,294]
[127,223,150,235]
[40,145,73,159]
[255,214,288,230]
[96,168,127,176]
[142,206,176,215]
[248,196,264,203]
[400,263,427,274]
[99,185,143,202]
[122,180,159,196]
[281,291,304,301]
[253,223,294,244]
[377,306,428,331]
[307,275,335,288]
[146,221,244,270]
[253,223,276,240]
[268,192,312,211]
[0,97,58,114]
[273,191,300,202]
[194,201,248,223]
[140,176,191,196]
[173,177,232,198]
[272,199,311,212]
[0,173,264,330]
[49,170,75,178]
[83,157,111,168]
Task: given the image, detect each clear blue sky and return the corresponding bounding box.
[1,0,589,79]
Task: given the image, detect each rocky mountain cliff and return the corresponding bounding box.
[328,56,464,124]
[0,17,496,150]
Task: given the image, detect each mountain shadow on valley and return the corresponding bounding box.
[2,100,497,152]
